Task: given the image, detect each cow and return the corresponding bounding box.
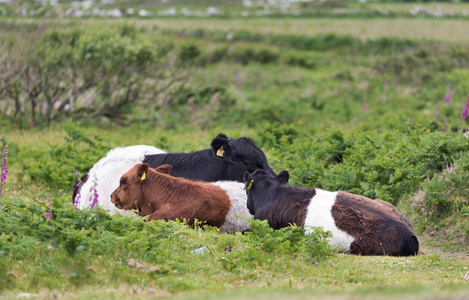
[74,133,275,216]
[243,169,419,256]
[110,163,252,233]
[74,145,165,216]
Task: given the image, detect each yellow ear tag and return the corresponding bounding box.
[140,171,146,181]
[245,180,253,190]
[216,146,224,157]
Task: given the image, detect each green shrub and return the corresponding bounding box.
[230,45,279,65]
[285,51,318,69]
[18,122,108,190]
[0,23,198,127]
[179,43,201,62]
[417,155,469,219]
[259,126,469,205]
[374,45,469,84]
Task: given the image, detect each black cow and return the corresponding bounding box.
[143,133,275,182]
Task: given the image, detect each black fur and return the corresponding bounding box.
[143,133,275,182]
[72,174,88,203]
[244,169,314,229]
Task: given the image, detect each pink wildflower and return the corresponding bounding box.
[445,83,456,104]
[362,101,368,112]
[89,183,99,210]
[384,81,389,90]
[1,169,6,183]
[43,200,53,219]
[236,72,241,84]
[1,141,9,184]
[74,181,82,209]
[461,95,469,120]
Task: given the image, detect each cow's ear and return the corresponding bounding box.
[243,171,250,184]
[277,171,289,185]
[243,171,254,190]
[137,164,150,182]
[211,133,232,159]
[155,164,172,175]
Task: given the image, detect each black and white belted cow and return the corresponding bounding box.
[243,169,419,256]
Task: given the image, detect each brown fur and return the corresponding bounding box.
[332,192,419,256]
[111,164,231,228]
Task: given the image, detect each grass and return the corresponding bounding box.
[79,18,469,43]
[13,17,468,43]
[369,2,469,14]
[1,232,468,300]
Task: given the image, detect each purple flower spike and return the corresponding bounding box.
[74,193,81,209]
[444,83,456,104]
[43,199,53,219]
[1,142,8,184]
[89,183,99,210]
[384,81,389,90]
[461,95,469,120]
[74,181,82,210]
[362,101,368,112]
[236,72,241,84]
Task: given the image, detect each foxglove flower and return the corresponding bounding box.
[43,201,53,219]
[1,142,9,184]
[445,83,456,104]
[461,95,469,120]
[89,182,99,210]
[74,182,82,210]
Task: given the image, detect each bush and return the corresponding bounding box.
[0,23,197,127]
[18,122,108,190]
[374,45,469,84]
[230,45,279,65]
[416,155,469,220]
[285,51,317,69]
[259,126,469,205]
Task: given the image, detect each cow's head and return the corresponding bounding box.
[243,169,289,215]
[211,133,276,181]
[110,163,172,211]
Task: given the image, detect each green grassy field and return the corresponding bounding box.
[1,2,469,298]
[78,17,469,43]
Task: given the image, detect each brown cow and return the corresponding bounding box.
[111,163,252,233]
